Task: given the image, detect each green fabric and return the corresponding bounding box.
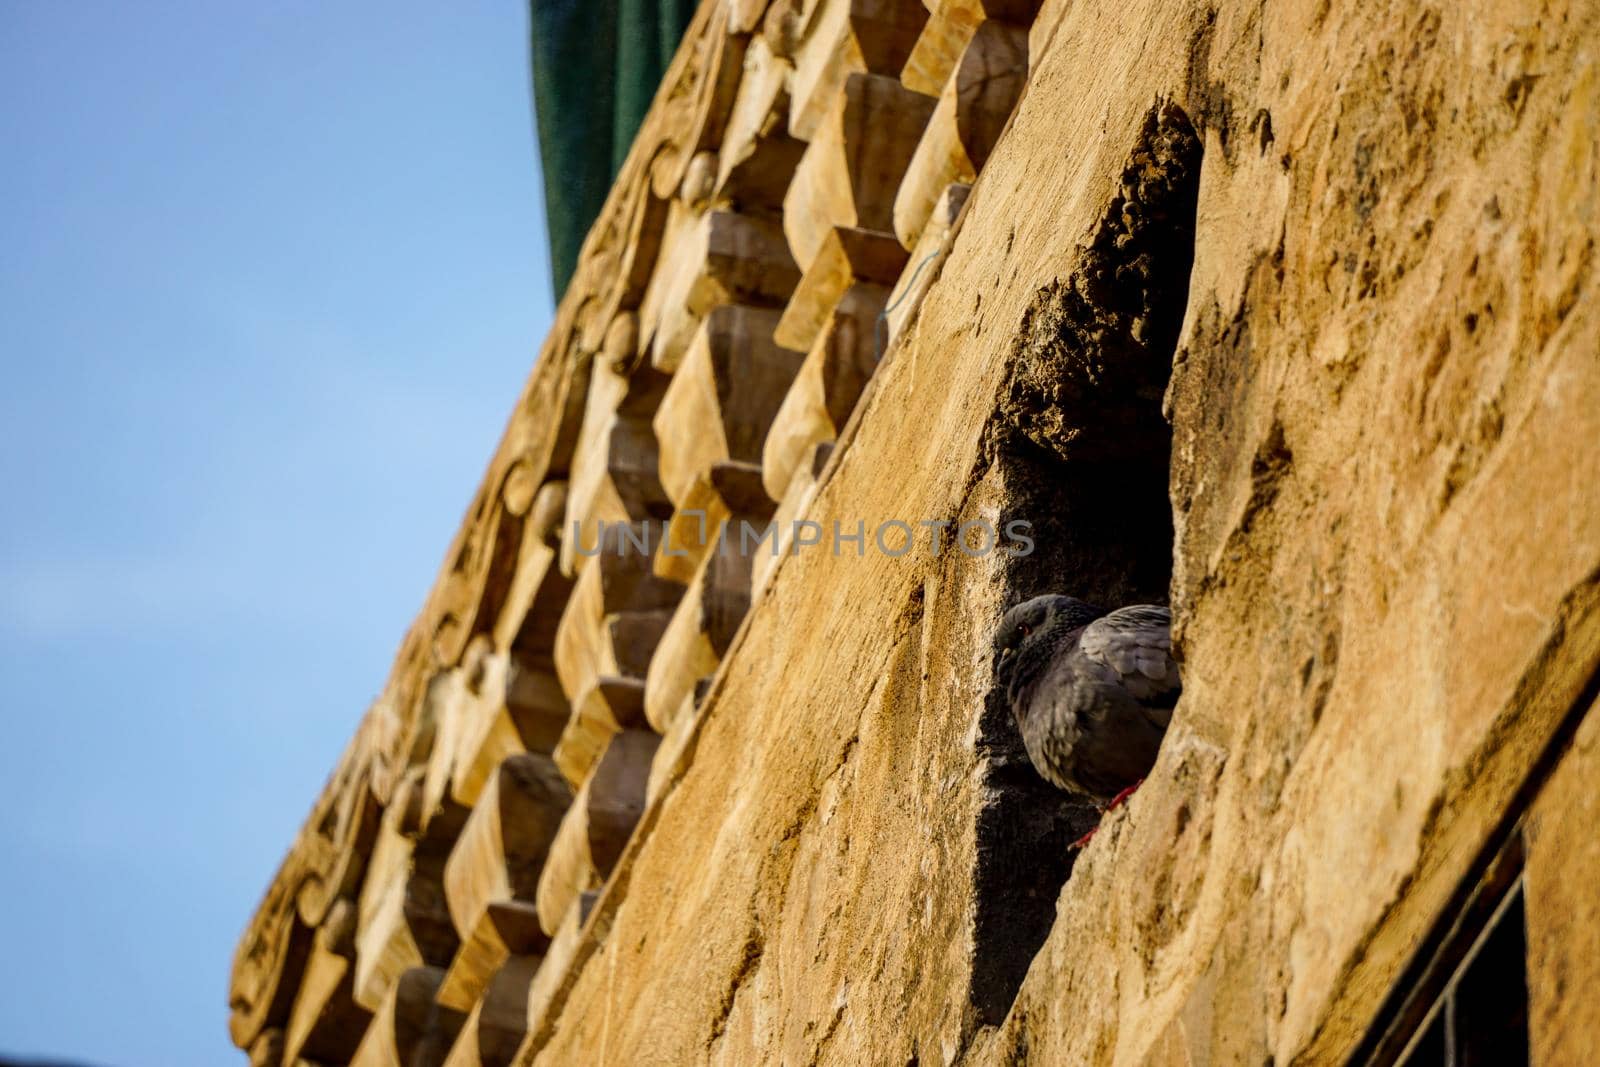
[530,0,695,299]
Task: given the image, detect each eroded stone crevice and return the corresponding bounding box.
[994,100,1202,471]
[967,99,1203,1024]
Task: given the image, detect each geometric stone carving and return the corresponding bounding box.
[352,789,468,1013]
[450,653,569,809]
[283,908,370,1066]
[443,754,571,944]
[641,209,800,375]
[654,304,806,507]
[761,283,888,502]
[439,955,540,1067]
[899,0,1039,95]
[551,675,648,790]
[784,73,936,271]
[435,900,549,1017]
[534,730,661,936]
[653,460,775,586]
[348,965,465,1067]
[645,543,758,736]
[560,355,672,577]
[775,225,909,353]
[894,19,1027,247]
[553,525,683,705]
[716,36,807,211]
[788,0,930,141]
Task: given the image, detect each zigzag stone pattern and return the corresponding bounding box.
[228,1,1035,1062]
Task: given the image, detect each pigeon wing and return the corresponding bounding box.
[1076,605,1180,711]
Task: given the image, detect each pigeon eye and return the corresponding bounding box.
[1019,624,1031,636]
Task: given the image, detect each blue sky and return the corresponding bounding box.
[0,3,554,1063]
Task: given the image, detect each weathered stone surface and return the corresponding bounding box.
[975,0,1600,1062]
[530,0,1600,1062]
[233,0,1600,1063]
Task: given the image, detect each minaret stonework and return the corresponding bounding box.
[230,1,1600,1063]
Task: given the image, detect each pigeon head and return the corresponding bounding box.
[993,594,1105,705]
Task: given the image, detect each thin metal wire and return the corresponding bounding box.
[875,249,943,363]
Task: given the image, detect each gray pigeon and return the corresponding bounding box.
[993,595,1180,813]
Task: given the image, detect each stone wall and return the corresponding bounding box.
[230,0,1600,1063]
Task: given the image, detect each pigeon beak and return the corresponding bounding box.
[999,648,1012,661]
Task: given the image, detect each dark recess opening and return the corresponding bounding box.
[1393,855,1531,1067]
[967,100,1203,1024]
[1408,883,1529,1067]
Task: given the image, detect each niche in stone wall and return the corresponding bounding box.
[967,100,1203,1023]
